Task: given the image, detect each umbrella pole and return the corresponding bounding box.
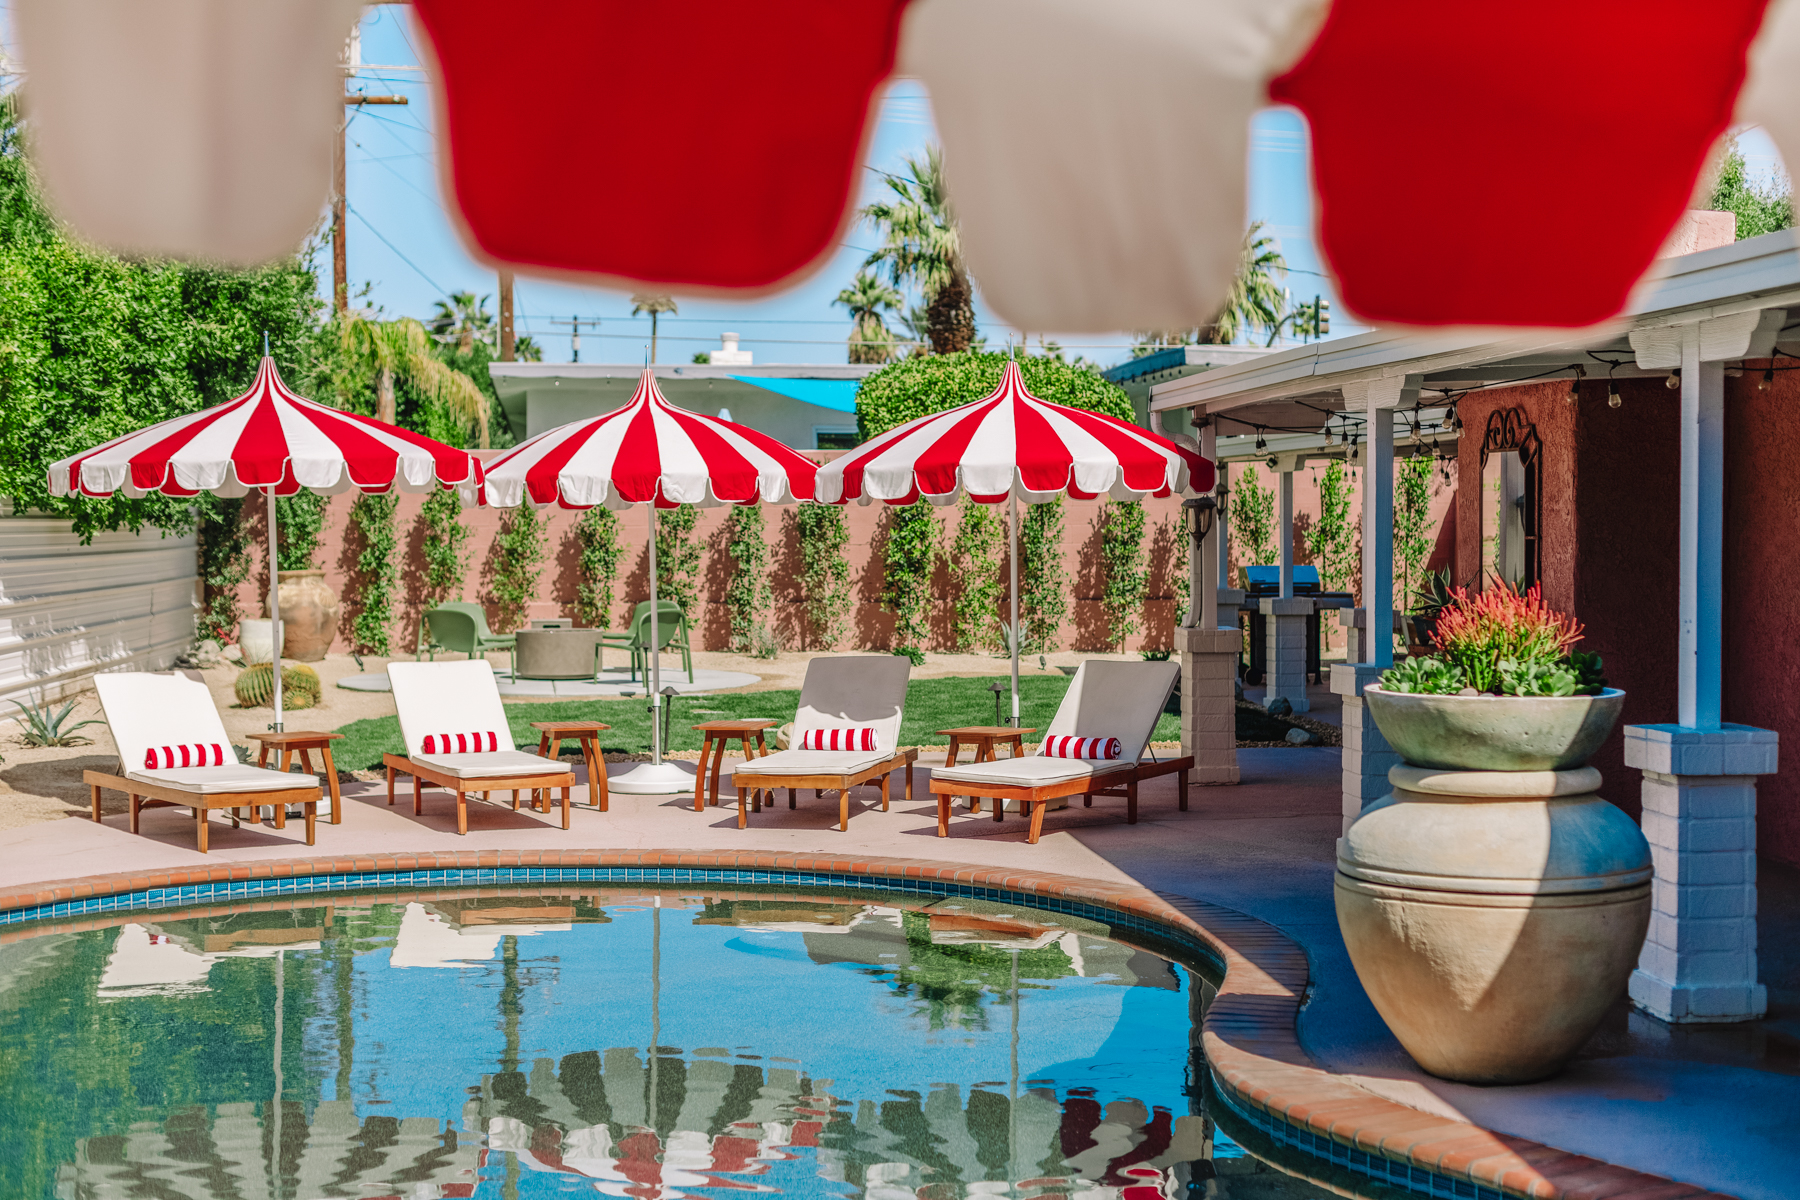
[648,503,661,766]
[1010,491,1020,727]
[267,486,283,733]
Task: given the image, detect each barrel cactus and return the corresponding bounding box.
[234,663,321,709]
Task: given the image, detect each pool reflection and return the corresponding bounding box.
[3,890,1332,1200]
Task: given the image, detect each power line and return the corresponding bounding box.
[346,202,448,295]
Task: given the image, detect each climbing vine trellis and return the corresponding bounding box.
[347,492,399,655]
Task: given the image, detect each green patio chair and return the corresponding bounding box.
[416,602,517,677]
[599,600,693,683]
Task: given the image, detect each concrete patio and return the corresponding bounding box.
[1,740,1791,1200]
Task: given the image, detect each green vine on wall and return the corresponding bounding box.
[1313,459,1357,594]
[196,497,250,643]
[488,504,547,633]
[274,490,326,572]
[881,500,938,661]
[655,505,702,618]
[1097,499,1147,648]
[1394,453,1437,611]
[419,487,471,605]
[794,504,851,650]
[943,498,1002,652]
[573,506,623,627]
[347,491,399,655]
[1018,498,1068,654]
[722,505,777,656]
[1229,465,1277,585]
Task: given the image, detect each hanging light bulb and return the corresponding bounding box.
[1666,369,1681,389]
[1760,368,1775,391]
[1607,382,1623,409]
[1567,366,1585,404]
[1324,421,1336,446]
[1254,427,1267,452]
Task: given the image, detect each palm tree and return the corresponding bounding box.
[339,315,492,446]
[513,334,543,362]
[631,294,678,363]
[429,291,495,352]
[833,270,903,364]
[1133,221,1289,352]
[860,147,974,355]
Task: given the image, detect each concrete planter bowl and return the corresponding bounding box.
[1361,686,1625,771]
[1338,686,1651,1084]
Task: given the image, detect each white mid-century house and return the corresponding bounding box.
[489,334,881,451]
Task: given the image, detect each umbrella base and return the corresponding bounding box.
[610,761,697,795]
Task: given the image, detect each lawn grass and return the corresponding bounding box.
[327,674,1185,771]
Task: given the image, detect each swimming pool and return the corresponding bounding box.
[0,884,1335,1199]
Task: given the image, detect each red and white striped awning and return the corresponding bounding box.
[17,0,1800,332]
[46,356,482,499]
[817,361,1213,505]
[480,368,819,509]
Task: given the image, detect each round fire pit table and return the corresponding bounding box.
[514,627,606,680]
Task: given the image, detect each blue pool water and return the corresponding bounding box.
[0,885,1334,1199]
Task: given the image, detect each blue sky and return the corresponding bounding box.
[335,7,1358,368]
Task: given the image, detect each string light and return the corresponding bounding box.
[1760,368,1774,391]
[1567,365,1585,404]
[1665,369,1681,390]
[1607,382,1623,408]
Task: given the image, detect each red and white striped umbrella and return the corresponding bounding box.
[47,356,483,499]
[481,368,821,794]
[817,360,1213,505]
[47,354,482,732]
[817,360,1213,726]
[480,367,818,509]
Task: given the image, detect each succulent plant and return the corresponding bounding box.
[234,663,321,710]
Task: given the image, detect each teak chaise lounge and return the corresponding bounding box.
[86,671,320,853]
[383,660,577,834]
[731,655,916,832]
[928,659,1191,844]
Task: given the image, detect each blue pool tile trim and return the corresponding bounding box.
[0,864,1505,1200]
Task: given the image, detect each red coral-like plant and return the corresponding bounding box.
[1432,581,1583,692]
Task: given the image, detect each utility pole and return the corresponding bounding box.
[336,30,408,314]
[550,316,601,363]
[498,271,516,361]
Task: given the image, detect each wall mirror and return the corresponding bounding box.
[1479,408,1540,590]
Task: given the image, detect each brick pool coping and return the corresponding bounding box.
[0,849,1731,1200]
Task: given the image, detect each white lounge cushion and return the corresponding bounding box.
[935,755,1135,789]
[94,671,233,777]
[735,748,894,776]
[412,750,560,780]
[388,660,512,759]
[793,655,911,754]
[1039,659,1179,765]
[126,763,314,795]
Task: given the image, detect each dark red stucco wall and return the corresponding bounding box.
[1724,362,1800,866]
[1454,371,1796,864]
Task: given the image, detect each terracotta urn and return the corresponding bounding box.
[276,569,340,662]
[1338,687,1650,1084]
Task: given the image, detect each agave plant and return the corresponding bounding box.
[9,692,105,747]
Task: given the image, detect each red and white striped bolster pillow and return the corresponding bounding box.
[798,726,878,751]
[1041,735,1122,760]
[421,731,503,754]
[144,744,228,769]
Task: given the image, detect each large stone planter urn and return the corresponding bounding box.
[1337,687,1650,1084]
[275,570,340,662]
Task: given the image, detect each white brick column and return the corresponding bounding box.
[1332,663,1397,836]
[1620,310,1786,1024]
[1261,597,1312,713]
[1178,626,1240,785]
[1624,724,1776,1022]
[1334,376,1415,836]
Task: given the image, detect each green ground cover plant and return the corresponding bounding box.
[326,674,1184,770]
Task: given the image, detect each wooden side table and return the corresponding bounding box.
[693,719,776,812]
[531,720,611,811]
[935,725,1036,815]
[247,731,344,825]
